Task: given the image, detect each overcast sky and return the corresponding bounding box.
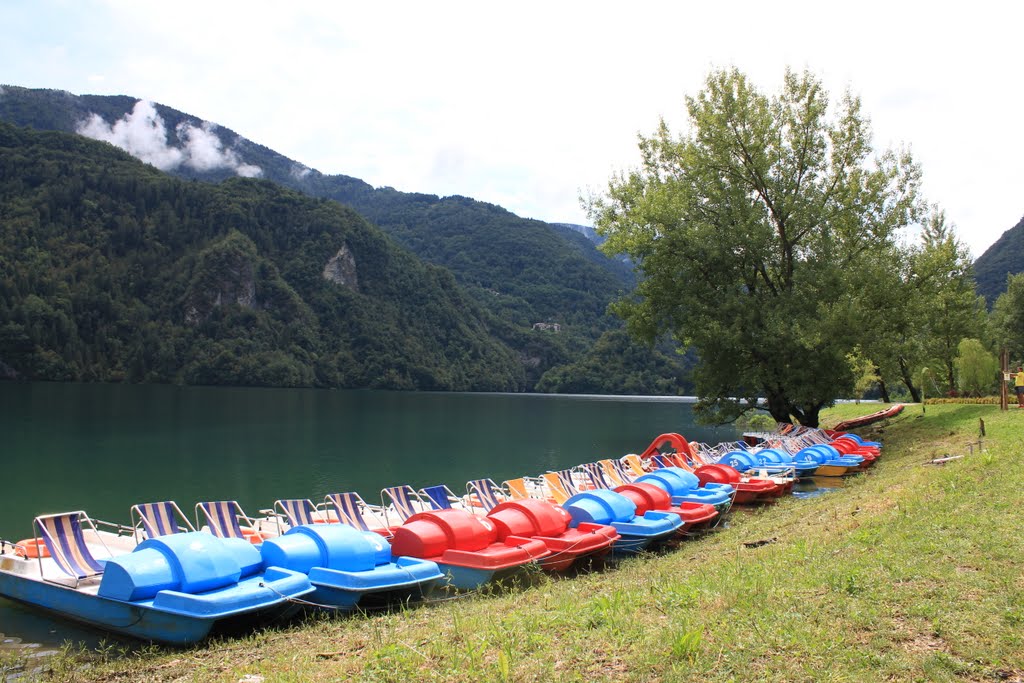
[3,1,1021,258]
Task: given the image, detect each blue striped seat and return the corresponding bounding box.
[195,500,252,539]
[581,462,611,490]
[324,492,386,533]
[131,501,194,540]
[274,498,319,528]
[34,512,105,581]
[381,485,423,524]
[466,478,506,511]
[556,469,581,495]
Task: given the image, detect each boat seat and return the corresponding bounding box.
[502,478,530,500]
[195,501,257,540]
[273,498,326,535]
[466,478,507,512]
[381,485,426,526]
[130,501,195,541]
[541,472,573,505]
[324,492,390,535]
[34,511,107,585]
[597,459,628,487]
[419,485,459,511]
[580,462,610,490]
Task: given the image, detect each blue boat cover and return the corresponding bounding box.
[635,469,733,506]
[561,490,683,538]
[98,532,257,602]
[260,524,391,574]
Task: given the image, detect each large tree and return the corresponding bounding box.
[589,68,923,426]
[856,209,982,402]
[915,211,986,394]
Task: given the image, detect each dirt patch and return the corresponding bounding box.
[891,615,950,655]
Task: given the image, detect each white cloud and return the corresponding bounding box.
[77,100,183,170]
[75,100,262,178]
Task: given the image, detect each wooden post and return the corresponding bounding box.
[1001,348,1009,412]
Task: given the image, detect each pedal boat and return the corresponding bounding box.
[259,523,443,610]
[721,449,820,479]
[611,482,720,535]
[0,515,312,646]
[639,433,776,504]
[793,446,863,477]
[485,498,619,572]
[560,489,683,555]
[388,509,549,591]
[633,467,735,514]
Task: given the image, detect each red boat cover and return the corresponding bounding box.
[390,509,549,570]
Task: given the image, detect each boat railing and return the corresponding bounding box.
[0,539,24,556]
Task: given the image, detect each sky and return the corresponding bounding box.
[2,1,1022,259]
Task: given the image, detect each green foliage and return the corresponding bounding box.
[590,68,923,426]
[991,272,1024,361]
[534,329,692,395]
[846,347,880,403]
[953,338,999,397]
[0,122,525,391]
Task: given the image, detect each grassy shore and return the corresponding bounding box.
[7,403,1024,682]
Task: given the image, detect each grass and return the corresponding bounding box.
[5,402,1024,682]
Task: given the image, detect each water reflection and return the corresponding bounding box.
[792,475,849,499]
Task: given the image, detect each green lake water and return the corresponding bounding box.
[0,382,738,648]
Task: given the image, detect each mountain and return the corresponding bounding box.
[0,87,633,344]
[973,215,1024,306]
[0,122,524,390]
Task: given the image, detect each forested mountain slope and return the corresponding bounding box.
[0,86,633,341]
[973,215,1024,306]
[0,123,525,390]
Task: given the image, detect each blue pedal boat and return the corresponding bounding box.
[722,449,819,478]
[0,511,313,646]
[634,467,734,515]
[560,489,683,555]
[259,523,444,610]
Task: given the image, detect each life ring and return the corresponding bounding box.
[15,538,49,559]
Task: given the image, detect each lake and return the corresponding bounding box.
[0,382,739,647]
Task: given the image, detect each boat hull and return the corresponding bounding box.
[0,558,307,645]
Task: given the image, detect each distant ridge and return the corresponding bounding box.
[973,214,1024,305]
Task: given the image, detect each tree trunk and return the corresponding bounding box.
[945,359,955,395]
[877,379,892,403]
[764,391,792,425]
[898,356,922,403]
[797,404,821,428]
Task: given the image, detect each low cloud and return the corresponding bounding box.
[76,100,262,178]
[290,163,314,180]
